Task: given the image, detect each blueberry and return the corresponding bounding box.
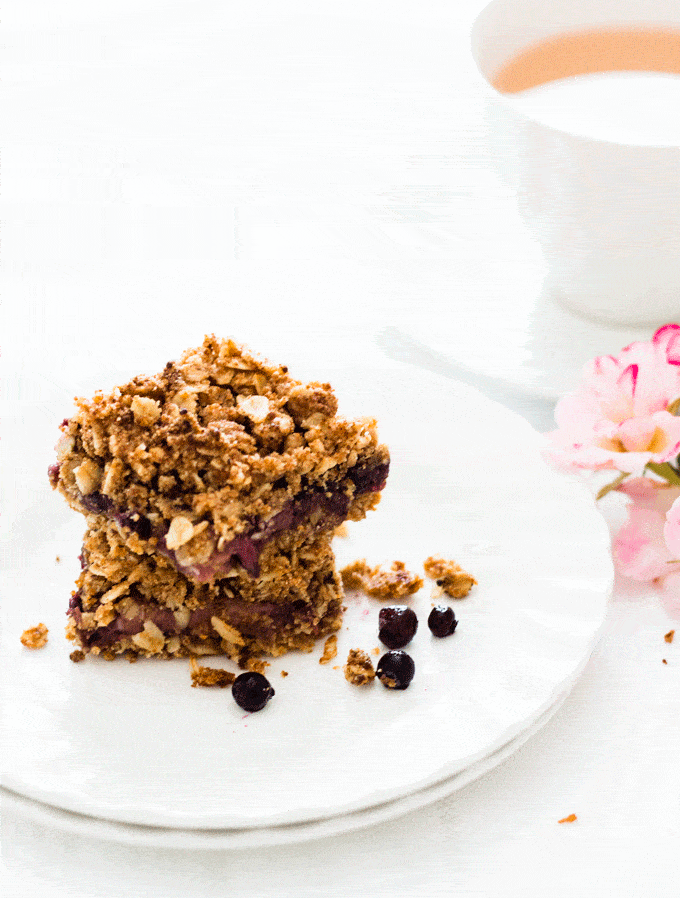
[427,605,458,638]
[378,605,418,649]
[376,651,415,690]
[232,672,275,712]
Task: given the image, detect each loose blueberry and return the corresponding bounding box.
[376,650,415,690]
[428,605,458,638]
[378,605,418,649]
[232,672,275,712]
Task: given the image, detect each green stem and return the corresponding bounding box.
[645,461,680,487]
[667,397,680,416]
[596,471,630,500]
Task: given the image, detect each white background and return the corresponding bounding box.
[2,1,679,895]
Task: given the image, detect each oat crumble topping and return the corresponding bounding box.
[50,335,389,577]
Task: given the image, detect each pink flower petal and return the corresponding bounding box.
[617,363,638,397]
[663,497,680,558]
[614,506,676,580]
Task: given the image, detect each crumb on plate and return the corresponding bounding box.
[70,649,86,663]
[558,814,577,824]
[424,556,476,599]
[319,634,338,664]
[664,629,675,643]
[340,559,423,599]
[190,657,236,688]
[20,623,49,649]
[344,648,376,685]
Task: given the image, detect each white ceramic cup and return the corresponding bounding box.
[470,0,680,327]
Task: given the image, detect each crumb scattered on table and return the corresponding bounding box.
[344,648,376,685]
[373,646,380,655]
[69,649,86,663]
[424,556,477,599]
[340,559,423,599]
[664,629,675,643]
[21,623,49,649]
[319,634,338,664]
[55,555,61,563]
[190,657,236,688]
[558,814,577,824]
[663,658,668,665]
[280,670,289,678]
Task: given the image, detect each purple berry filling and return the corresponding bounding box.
[67,589,335,650]
[48,463,61,489]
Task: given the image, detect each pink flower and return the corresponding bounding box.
[547,325,680,474]
[613,481,680,581]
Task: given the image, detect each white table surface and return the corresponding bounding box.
[2,2,678,895]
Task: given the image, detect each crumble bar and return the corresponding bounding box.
[340,559,423,599]
[50,336,389,583]
[67,518,343,661]
[423,556,476,598]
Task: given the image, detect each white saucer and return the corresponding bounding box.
[387,286,655,402]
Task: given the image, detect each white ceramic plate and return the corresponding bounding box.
[1,361,612,835]
[1,687,573,849]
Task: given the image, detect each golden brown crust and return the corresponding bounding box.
[344,648,375,685]
[423,556,476,599]
[340,559,423,599]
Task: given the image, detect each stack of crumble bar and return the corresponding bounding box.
[49,336,389,664]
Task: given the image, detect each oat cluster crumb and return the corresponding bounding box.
[190,658,237,687]
[344,648,376,685]
[21,623,49,649]
[340,559,423,599]
[69,649,86,662]
[424,556,477,599]
[319,634,338,664]
[664,629,675,643]
[558,814,578,824]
